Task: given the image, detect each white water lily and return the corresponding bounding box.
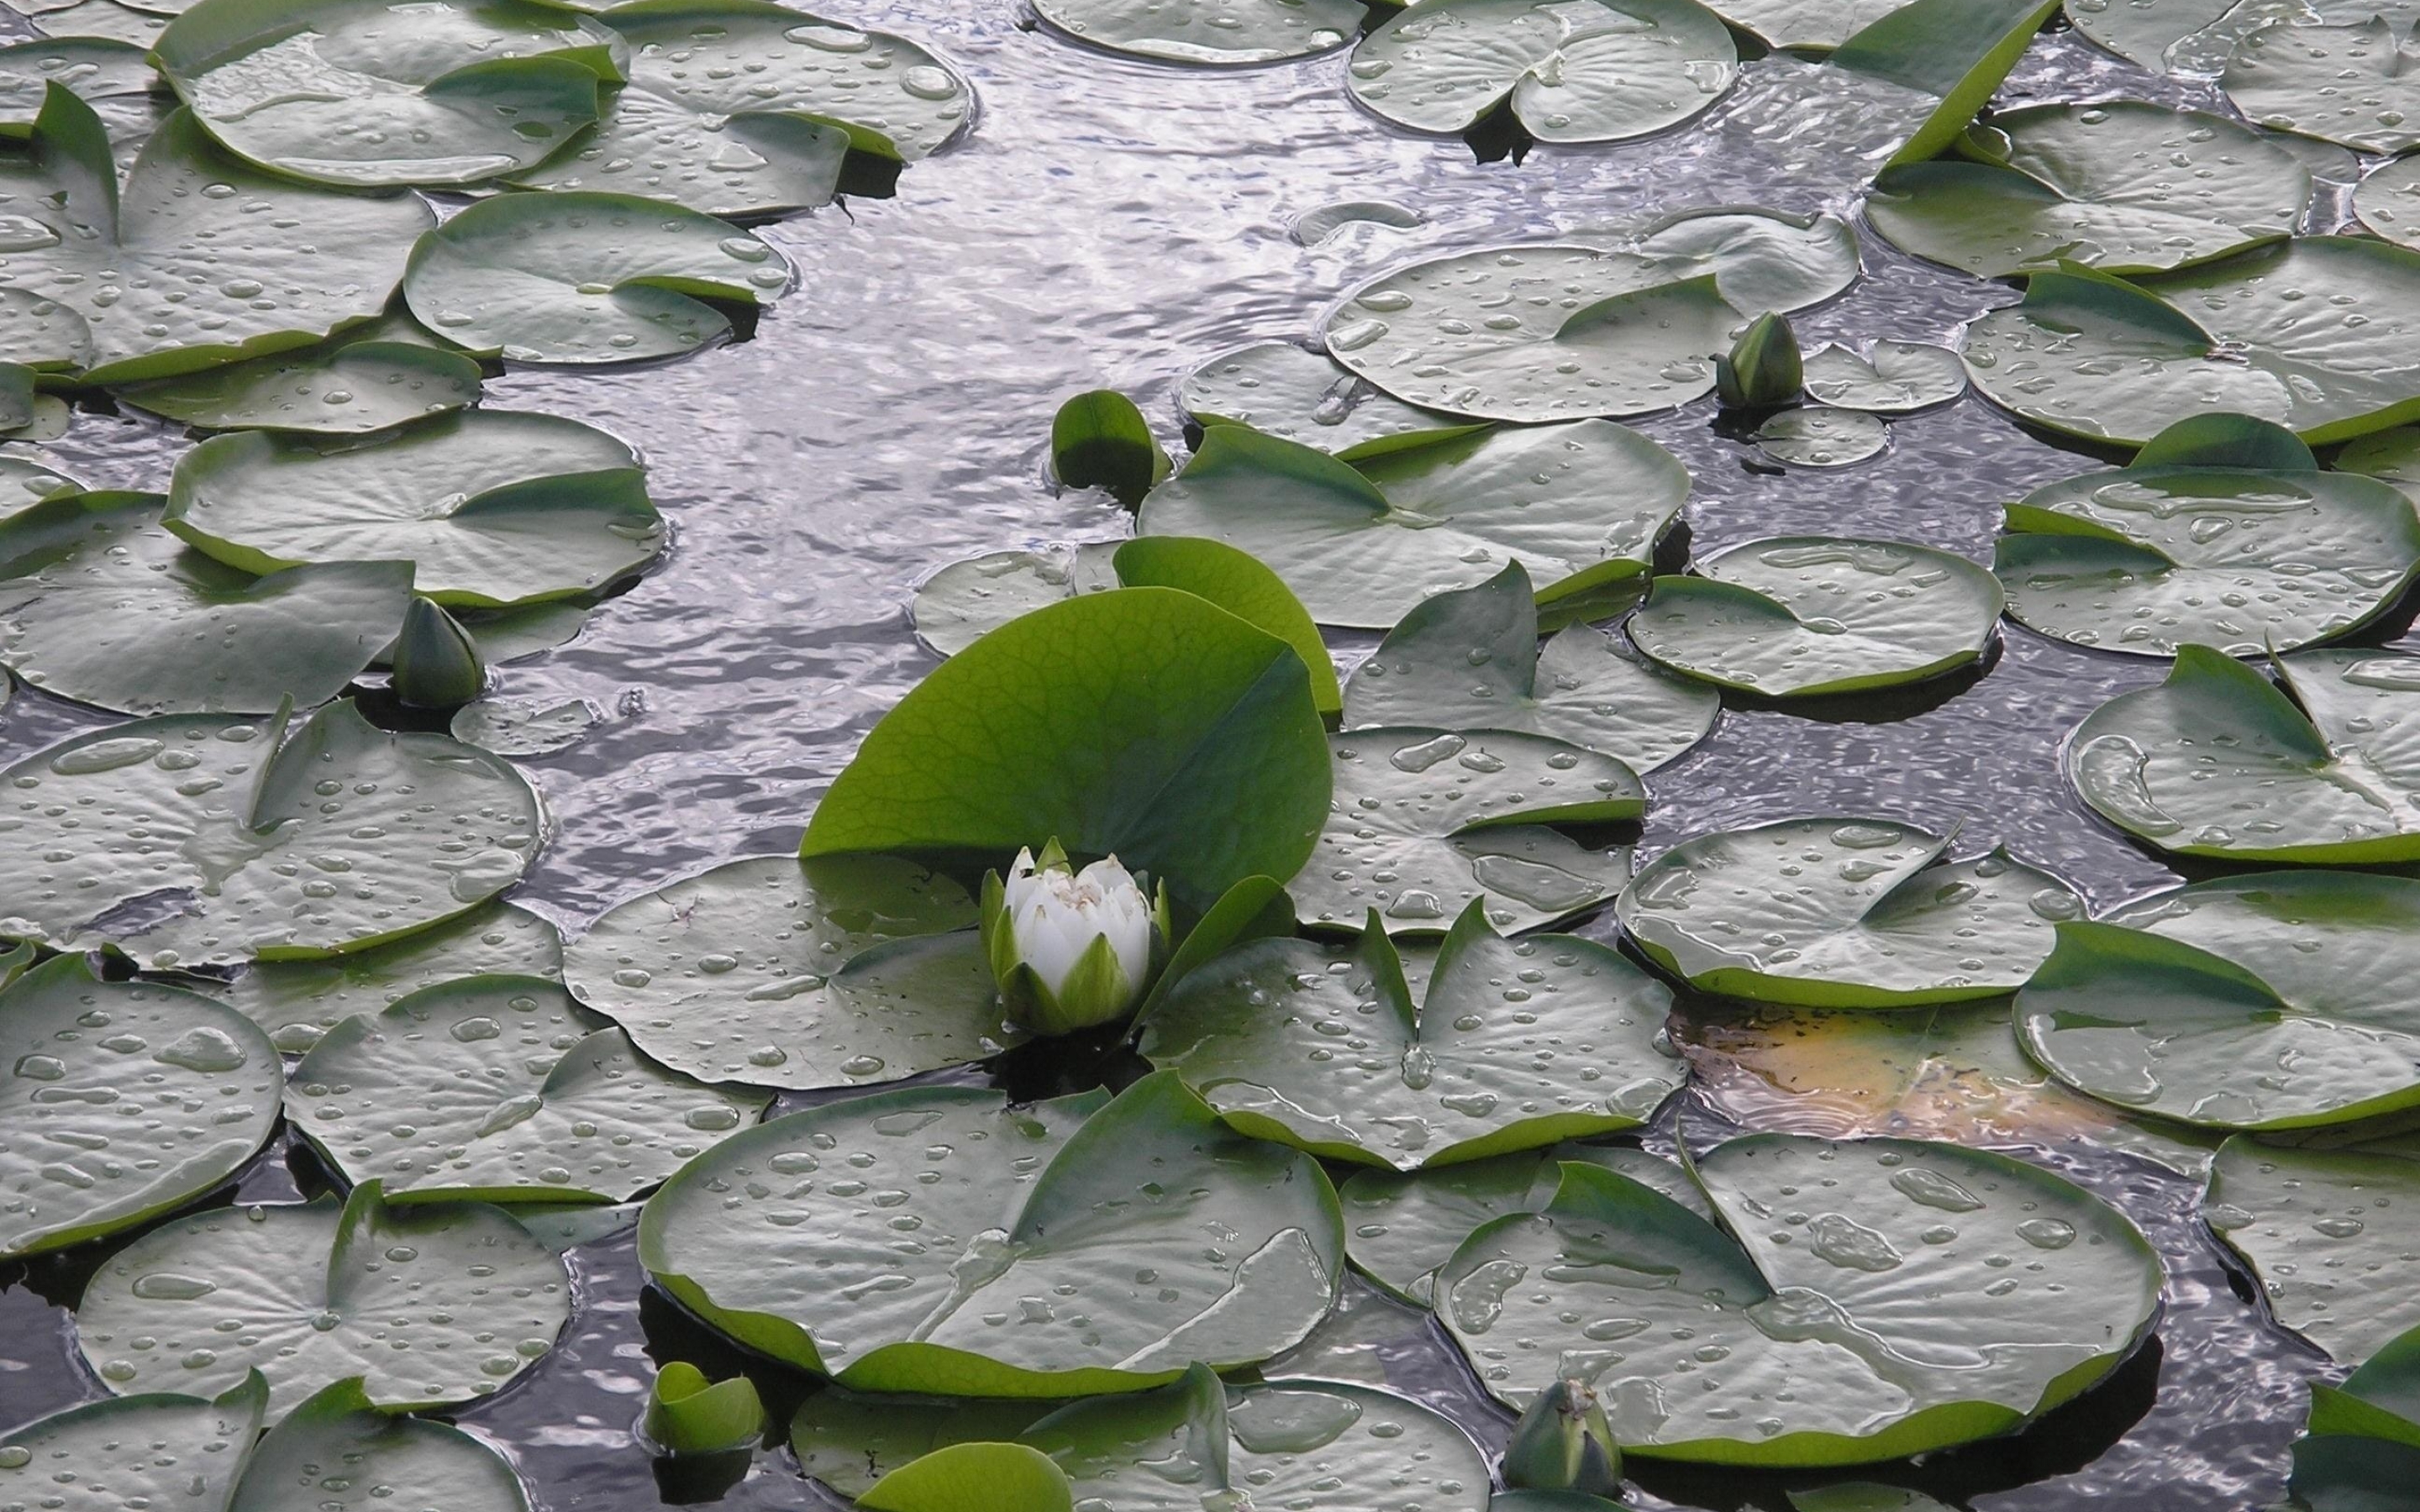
[981,840,1166,1035]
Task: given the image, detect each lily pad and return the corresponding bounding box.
[1137,422,1689,628]
[2068,647,2420,864]
[1291,727,1641,936]
[165,409,661,609]
[20,0,171,45]
[1181,342,1457,454]
[1341,562,1720,776]
[2018,872,2420,1131]
[0,699,542,970]
[1034,0,1365,64]
[1801,340,1965,412]
[113,317,483,435]
[76,1180,570,1417]
[912,544,1120,659]
[792,1394,1060,1498]
[1825,0,2062,168]
[1960,244,2420,446]
[220,900,563,1054]
[288,974,767,1203]
[638,1072,1344,1396]
[2225,18,2420,155]
[565,853,1017,1090]
[0,1378,265,1512]
[862,1442,1071,1512]
[1139,900,1682,1169]
[2206,1131,2420,1363]
[230,1376,533,1512]
[450,695,599,757]
[1111,536,1341,714]
[1347,0,1739,144]
[1435,1133,2162,1462]
[1751,407,1889,467]
[403,192,786,365]
[0,489,413,715]
[0,453,83,512]
[1712,0,1917,50]
[2310,1322,2420,1447]
[1293,199,1425,244]
[0,35,170,153]
[2354,154,2420,252]
[1,955,279,1260]
[2064,0,2417,75]
[1619,818,2081,1007]
[152,0,622,188]
[1626,537,2002,697]
[1623,206,1864,315]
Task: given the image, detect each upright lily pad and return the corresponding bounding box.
[113,317,484,435]
[1292,727,1641,936]
[2018,872,2420,1131]
[221,900,562,1053]
[1139,901,1682,1169]
[1960,244,2420,446]
[1112,536,1340,714]
[153,0,622,188]
[0,1378,265,1512]
[165,410,661,608]
[1801,340,1965,412]
[2355,155,2420,252]
[404,192,786,365]
[289,975,768,1204]
[0,489,413,715]
[2206,1131,2420,1364]
[0,700,542,969]
[1,955,279,1260]
[2225,18,2420,155]
[76,1181,570,1417]
[1435,1134,2162,1462]
[911,543,1120,658]
[1137,422,1689,628]
[2064,0,2415,75]
[1619,818,2081,1007]
[1826,0,2061,168]
[1342,563,1720,775]
[231,1376,533,1512]
[1626,537,2002,697]
[639,1073,1344,1397]
[1712,0,1915,50]
[1868,102,2307,278]
[564,853,1017,1090]
[1034,0,1365,64]
[1181,342,1457,454]
[2068,648,2420,864]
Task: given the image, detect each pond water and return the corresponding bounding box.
[0,4,2382,1509]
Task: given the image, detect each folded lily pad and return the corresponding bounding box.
[2206,1131,2420,1364]
[1137,422,1688,628]
[2069,648,2420,864]
[1,955,279,1260]
[1347,0,1739,144]
[1034,0,1365,63]
[2355,155,2420,252]
[165,409,661,608]
[404,192,786,365]
[1342,563,1719,775]
[2018,872,2420,1131]
[638,1072,1344,1396]
[1961,244,2420,446]
[1620,818,2080,1007]
[2065,0,2412,75]
[1712,0,1917,50]
[2225,18,2420,155]
[221,899,563,1053]
[1752,407,1889,467]
[1435,1133,2162,1462]
[153,0,623,188]
[76,1180,570,1418]
[1623,205,1863,315]
[1626,537,2002,697]
[1801,340,1965,412]
[1291,726,1641,936]
[1181,341,1458,454]
[565,853,1016,1090]
[113,316,483,435]
[0,699,542,969]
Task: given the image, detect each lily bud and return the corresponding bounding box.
[981,839,1167,1036]
[1715,312,1802,410]
[1502,1378,1622,1497]
[391,596,485,709]
[641,1361,763,1456]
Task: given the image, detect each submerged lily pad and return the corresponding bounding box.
[1626,537,2002,697]
[0,700,542,970]
[1034,0,1365,64]
[1,955,279,1260]
[1751,407,1889,467]
[2018,872,2420,1131]
[165,409,661,608]
[2225,18,2420,155]
[912,544,1120,658]
[403,192,786,365]
[565,853,1016,1090]
[1181,342,1456,454]
[1435,1133,2161,1461]
[639,1072,1343,1396]
[76,1181,569,1417]
[1619,818,2081,1007]
[2355,155,2420,252]
[450,695,598,757]
[2207,1131,2420,1364]
[1801,340,1965,412]
[221,900,563,1053]
[113,317,483,435]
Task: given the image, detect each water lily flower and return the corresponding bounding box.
[981,839,1168,1036]
[1502,1378,1622,1496]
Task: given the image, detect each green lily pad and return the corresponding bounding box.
[1789,1488,1957,1512]
[1627,537,2002,697]
[565,853,1016,1090]
[1619,818,2081,1007]
[1,955,279,1260]
[2068,647,2420,864]
[792,1394,1058,1498]
[2342,425,2420,507]
[447,600,595,665]
[1825,0,2061,168]
[165,409,661,609]
[450,695,599,757]
[1034,0,1365,64]
[1435,1133,2162,1462]
[2310,1322,2420,1447]
[0,35,169,153]
[1868,103,2307,279]
[403,192,786,365]
[0,699,542,970]
[506,1198,640,1252]
[1140,900,1682,1169]
[2064,0,2414,75]
[912,544,1118,659]
[0,453,82,514]
[1711,0,1917,50]
[1960,243,2420,447]
[1110,535,1341,714]
[2206,1131,2420,1363]
[862,1441,1071,1512]
[1751,407,1889,467]
[0,1378,265,1512]
[21,0,171,45]
[153,0,622,188]
[1137,422,1688,629]
[288,974,767,1204]
[113,317,484,435]
[2355,154,2420,252]
[1623,206,1863,315]
[802,586,1332,911]
[230,1376,532,1512]
[0,489,413,715]
[2226,18,2420,155]
[2287,1434,2420,1512]
[1801,340,1965,412]
[1347,0,1739,144]
[1342,562,1719,775]
[219,900,563,1054]
[639,1072,1344,1396]
[76,1180,570,1418]
[2018,872,2420,1131]
[1181,342,1457,454]
[1291,726,1641,936]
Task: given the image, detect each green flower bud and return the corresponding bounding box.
[391,596,484,709]
[1715,312,1802,410]
[641,1362,763,1456]
[1502,1378,1622,1497]
[980,837,1170,1036]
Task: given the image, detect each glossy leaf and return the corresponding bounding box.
[2354,154,2420,252]
[1110,536,1339,714]
[0,1378,264,1512]
[2310,1324,2420,1446]
[861,1442,1072,1512]
[1712,0,1918,50]
[1181,341,1458,453]
[1623,207,1862,316]
[1800,340,1965,412]
[2206,1131,2420,1363]
[113,321,484,435]
[2225,18,2420,155]
[2063,0,2413,75]
[0,35,169,153]
[1034,0,1363,64]
[231,1376,532,1512]
[220,900,562,1054]
[792,1394,1055,1498]
[1827,0,2060,167]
